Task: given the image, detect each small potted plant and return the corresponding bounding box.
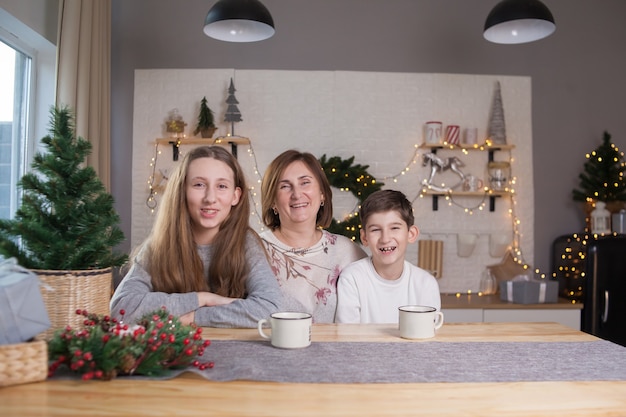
[193,96,217,138]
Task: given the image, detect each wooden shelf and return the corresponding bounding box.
[155,136,250,160]
[419,142,515,151]
[155,136,250,146]
[421,190,508,197]
[420,142,514,211]
[421,189,509,212]
[420,142,515,162]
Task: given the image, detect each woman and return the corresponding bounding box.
[111,146,283,327]
[260,150,367,323]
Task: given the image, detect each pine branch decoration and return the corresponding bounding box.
[48,308,213,381]
[572,131,626,203]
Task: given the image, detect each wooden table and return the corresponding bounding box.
[1,322,625,417]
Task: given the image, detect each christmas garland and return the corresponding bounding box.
[319,155,383,242]
[47,308,213,380]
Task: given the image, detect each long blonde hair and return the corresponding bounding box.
[138,146,251,297]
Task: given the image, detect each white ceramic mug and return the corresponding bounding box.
[424,121,443,144]
[444,124,460,144]
[462,175,484,192]
[398,305,444,339]
[258,312,312,349]
[463,127,478,145]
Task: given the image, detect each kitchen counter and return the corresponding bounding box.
[441,293,582,309]
[440,294,582,329]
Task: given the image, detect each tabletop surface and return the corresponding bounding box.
[1,322,625,417]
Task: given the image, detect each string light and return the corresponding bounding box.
[244,142,266,230]
[145,143,162,212]
[379,144,421,183]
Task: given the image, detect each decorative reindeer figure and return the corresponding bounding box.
[422,152,467,192]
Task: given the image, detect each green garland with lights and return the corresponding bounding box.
[319,155,383,242]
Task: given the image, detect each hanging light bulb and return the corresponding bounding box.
[483,0,556,44]
[203,0,275,43]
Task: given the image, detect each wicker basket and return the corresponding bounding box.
[34,268,112,340]
[0,340,48,387]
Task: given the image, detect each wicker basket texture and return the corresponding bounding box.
[34,268,112,340]
[0,340,48,387]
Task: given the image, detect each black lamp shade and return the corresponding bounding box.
[484,0,555,44]
[203,0,275,42]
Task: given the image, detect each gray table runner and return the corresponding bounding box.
[50,339,626,383]
[179,340,626,383]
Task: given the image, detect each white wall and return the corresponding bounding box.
[0,0,58,45]
[132,69,533,293]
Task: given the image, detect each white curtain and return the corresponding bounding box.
[55,0,111,190]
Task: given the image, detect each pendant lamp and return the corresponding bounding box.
[483,0,555,44]
[203,0,275,42]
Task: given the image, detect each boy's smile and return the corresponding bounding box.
[360,211,419,280]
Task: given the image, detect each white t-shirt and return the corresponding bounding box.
[336,257,441,324]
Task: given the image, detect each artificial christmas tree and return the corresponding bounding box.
[572,131,626,204]
[0,106,126,269]
[0,106,127,338]
[193,96,217,138]
[572,131,626,230]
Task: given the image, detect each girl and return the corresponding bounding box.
[111,146,283,327]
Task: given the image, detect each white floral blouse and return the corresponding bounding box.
[260,230,367,323]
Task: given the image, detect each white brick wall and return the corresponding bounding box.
[132,70,533,293]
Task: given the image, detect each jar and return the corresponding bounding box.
[480,269,497,295]
[590,201,611,235]
[612,209,626,234]
[487,161,510,191]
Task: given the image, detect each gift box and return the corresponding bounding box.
[499,276,559,304]
[0,257,51,345]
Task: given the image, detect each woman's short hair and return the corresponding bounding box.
[261,150,333,229]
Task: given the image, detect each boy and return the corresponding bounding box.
[335,189,441,323]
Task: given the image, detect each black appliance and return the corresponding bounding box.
[581,236,626,347]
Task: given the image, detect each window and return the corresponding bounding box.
[0,9,56,220]
[0,39,31,219]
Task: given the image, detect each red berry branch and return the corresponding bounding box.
[48,307,213,380]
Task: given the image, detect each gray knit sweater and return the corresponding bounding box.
[110,232,284,328]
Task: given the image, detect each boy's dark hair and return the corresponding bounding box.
[359,189,415,229]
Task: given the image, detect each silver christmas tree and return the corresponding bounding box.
[488,81,507,144]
